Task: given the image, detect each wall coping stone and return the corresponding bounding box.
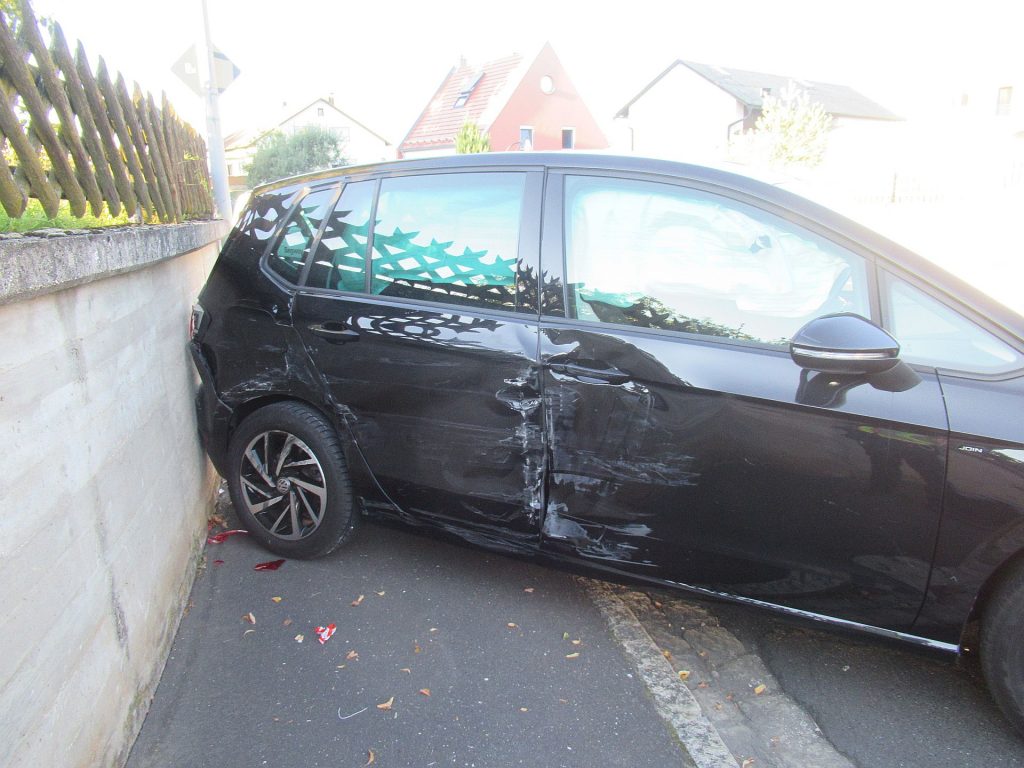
[0,219,229,306]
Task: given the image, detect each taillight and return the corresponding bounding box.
[189,302,205,340]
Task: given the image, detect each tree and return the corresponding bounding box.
[455,122,490,154]
[245,126,348,187]
[753,85,833,168]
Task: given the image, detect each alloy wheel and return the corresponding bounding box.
[238,430,327,540]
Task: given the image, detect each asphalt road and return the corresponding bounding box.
[126,494,1024,768]
[126,515,691,768]
[698,598,1024,768]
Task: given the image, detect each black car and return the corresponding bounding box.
[189,153,1024,734]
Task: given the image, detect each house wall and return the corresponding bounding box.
[621,65,743,161]
[489,44,608,152]
[0,221,226,768]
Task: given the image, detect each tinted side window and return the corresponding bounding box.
[219,189,301,271]
[884,274,1022,374]
[563,176,870,345]
[266,188,336,284]
[306,181,375,291]
[371,173,524,311]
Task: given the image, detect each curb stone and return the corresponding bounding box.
[583,578,857,768]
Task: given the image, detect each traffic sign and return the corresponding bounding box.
[172,44,240,96]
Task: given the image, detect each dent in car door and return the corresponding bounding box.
[293,170,544,547]
[538,172,950,631]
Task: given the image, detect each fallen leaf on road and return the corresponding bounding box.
[294,634,304,643]
[254,559,286,571]
[524,587,535,593]
[419,689,431,697]
[243,629,255,637]
[346,650,359,660]
[209,513,227,528]
[507,622,518,629]
[377,696,394,711]
[242,612,256,625]
[365,750,375,766]
[283,619,293,627]
[414,644,422,654]
[336,665,346,669]
[430,628,439,633]
[271,597,283,603]
[351,595,365,607]
[571,639,581,646]
[562,632,570,640]
[213,559,225,566]
[565,652,580,659]
[375,591,386,597]
[519,707,528,712]
[400,668,411,674]
[741,759,755,768]
[678,670,690,681]
[559,698,568,704]
[208,529,249,544]
[654,601,663,609]
[753,684,767,695]
[662,650,673,660]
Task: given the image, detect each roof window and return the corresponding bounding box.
[453,72,484,108]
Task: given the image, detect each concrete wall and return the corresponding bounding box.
[0,221,227,767]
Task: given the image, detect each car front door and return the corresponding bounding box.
[537,171,950,631]
[292,169,545,547]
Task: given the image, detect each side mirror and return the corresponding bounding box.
[790,313,900,375]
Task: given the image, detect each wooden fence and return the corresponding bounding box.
[0,1,213,222]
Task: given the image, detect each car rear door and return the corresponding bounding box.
[537,169,950,631]
[292,168,545,547]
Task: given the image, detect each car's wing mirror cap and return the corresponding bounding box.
[790,313,901,375]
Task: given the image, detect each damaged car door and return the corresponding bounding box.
[537,171,949,632]
[292,169,545,547]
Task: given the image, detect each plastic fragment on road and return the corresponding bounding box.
[213,560,225,566]
[316,623,337,644]
[254,559,286,571]
[208,529,249,544]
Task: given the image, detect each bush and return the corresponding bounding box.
[754,86,833,168]
[455,123,490,154]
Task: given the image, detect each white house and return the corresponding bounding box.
[613,60,902,168]
[224,96,392,195]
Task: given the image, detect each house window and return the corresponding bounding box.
[453,72,484,108]
[519,126,534,150]
[561,128,575,150]
[997,86,1013,116]
[317,107,325,117]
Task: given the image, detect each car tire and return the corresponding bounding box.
[982,560,1024,737]
[226,402,357,559]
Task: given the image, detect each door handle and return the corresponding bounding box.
[309,322,360,343]
[548,361,631,385]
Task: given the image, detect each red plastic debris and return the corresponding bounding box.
[207,529,249,544]
[213,559,225,566]
[254,559,286,571]
[315,623,337,645]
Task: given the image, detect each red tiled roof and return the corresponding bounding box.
[401,53,523,150]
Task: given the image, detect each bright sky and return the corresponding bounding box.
[30,0,1024,143]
